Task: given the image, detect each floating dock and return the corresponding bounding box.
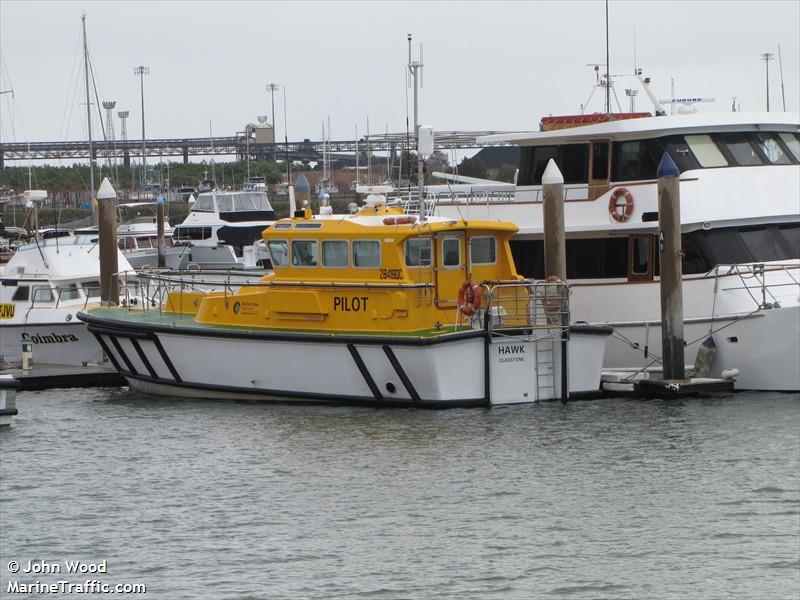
[0,363,125,391]
[601,371,734,398]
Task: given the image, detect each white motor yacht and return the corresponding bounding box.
[172,189,275,269]
[0,236,135,366]
[424,111,799,391]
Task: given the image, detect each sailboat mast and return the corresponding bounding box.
[82,14,95,200]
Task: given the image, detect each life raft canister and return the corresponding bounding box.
[608,187,634,223]
[383,215,417,226]
[458,280,482,317]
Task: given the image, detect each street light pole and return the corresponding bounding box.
[267,83,279,162]
[134,65,150,193]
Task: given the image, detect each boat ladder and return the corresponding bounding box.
[534,334,556,401]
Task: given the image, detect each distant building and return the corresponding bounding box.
[245,122,275,145]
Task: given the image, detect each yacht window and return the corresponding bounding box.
[663,135,700,172]
[192,195,214,212]
[59,284,81,301]
[295,223,323,230]
[322,240,349,267]
[291,240,318,267]
[353,240,381,268]
[442,238,461,267]
[216,195,234,212]
[719,133,763,166]
[11,285,29,301]
[517,144,589,186]
[235,194,256,211]
[470,237,497,265]
[32,286,54,303]
[274,223,293,230]
[136,237,153,249]
[778,133,800,161]
[405,238,432,267]
[174,227,212,241]
[755,133,791,164]
[631,237,650,275]
[591,142,609,180]
[267,240,288,267]
[612,139,663,181]
[83,281,101,298]
[685,134,728,167]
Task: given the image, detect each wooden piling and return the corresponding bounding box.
[542,159,567,281]
[657,153,685,380]
[156,195,166,268]
[96,178,119,305]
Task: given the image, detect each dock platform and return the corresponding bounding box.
[0,363,125,391]
[601,371,734,398]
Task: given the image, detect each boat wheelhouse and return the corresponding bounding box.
[78,197,611,407]
[425,112,800,390]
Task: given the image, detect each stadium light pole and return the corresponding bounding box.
[134,66,150,192]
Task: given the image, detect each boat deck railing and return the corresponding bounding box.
[714,261,800,309]
[480,279,570,334]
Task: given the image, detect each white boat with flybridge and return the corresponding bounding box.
[420,107,799,391]
[78,190,612,408]
[172,189,275,270]
[0,234,136,366]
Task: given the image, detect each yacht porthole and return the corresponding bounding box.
[233,301,241,314]
[385,382,396,394]
[66,313,72,321]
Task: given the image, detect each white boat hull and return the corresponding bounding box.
[81,313,610,407]
[0,321,103,366]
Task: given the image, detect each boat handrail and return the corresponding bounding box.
[480,279,570,333]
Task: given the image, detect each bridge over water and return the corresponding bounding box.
[0,131,517,166]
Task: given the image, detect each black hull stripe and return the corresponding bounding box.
[151,335,182,383]
[347,344,382,400]
[92,333,122,372]
[122,372,487,409]
[382,345,421,403]
[110,336,137,375]
[130,338,158,379]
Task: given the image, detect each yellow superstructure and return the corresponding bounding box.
[165,202,524,334]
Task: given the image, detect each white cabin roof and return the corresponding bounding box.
[479,112,800,145]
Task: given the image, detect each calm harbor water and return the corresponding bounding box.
[1,388,798,599]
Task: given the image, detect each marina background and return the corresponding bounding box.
[1,388,798,598]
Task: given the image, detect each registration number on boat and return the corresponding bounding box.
[0,303,15,319]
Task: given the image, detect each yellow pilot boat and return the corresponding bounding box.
[79,194,610,407]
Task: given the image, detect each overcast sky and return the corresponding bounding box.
[1,0,798,147]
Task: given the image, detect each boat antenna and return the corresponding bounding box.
[605,0,610,114]
[760,52,774,111]
[82,13,95,213]
[283,87,291,183]
[778,44,787,111]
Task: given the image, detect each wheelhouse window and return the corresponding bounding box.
[719,133,763,166]
[517,144,589,185]
[11,285,29,301]
[470,236,497,264]
[352,240,380,268]
[322,240,348,267]
[32,286,54,303]
[136,237,153,249]
[59,284,81,301]
[441,238,461,267]
[83,281,101,298]
[267,240,288,267]
[405,238,432,267]
[778,133,800,161]
[291,240,318,267]
[663,135,700,172]
[755,133,791,164]
[192,195,214,212]
[685,134,728,167]
[174,227,212,241]
[591,142,609,180]
[612,139,663,181]
[215,195,234,212]
[629,236,653,281]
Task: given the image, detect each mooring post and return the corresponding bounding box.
[156,194,166,268]
[657,153,685,380]
[97,177,119,305]
[542,159,569,403]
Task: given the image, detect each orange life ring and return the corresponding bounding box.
[383,215,417,226]
[608,187,634,223]
[458,280,482,317]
